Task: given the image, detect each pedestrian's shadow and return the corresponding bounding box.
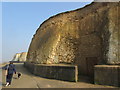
[2,84,6,87]
[0,81,6,87]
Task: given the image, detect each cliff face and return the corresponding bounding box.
[27,2,120,75]
[12,53,21,61]
[12,52,27,62]
[19,52,27,62]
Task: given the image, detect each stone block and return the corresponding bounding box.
[94,65,120,87]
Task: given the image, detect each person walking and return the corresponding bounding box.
[4,62,16,86]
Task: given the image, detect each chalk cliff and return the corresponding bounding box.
[27,2,120,75]
[19,52,27,62]
[12,52,27,62]
[12,53,21,61]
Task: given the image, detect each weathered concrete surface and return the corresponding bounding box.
[12,52,27,62]
[94,65,120,87]
[27,2,120,78]
[24,62,35,74]
[1,63,117,88]
[24,62,78,82]
[107,2,120,64]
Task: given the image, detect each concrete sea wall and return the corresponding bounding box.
[24,62,78,82]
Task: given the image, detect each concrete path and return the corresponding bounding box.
[0,63,117,88]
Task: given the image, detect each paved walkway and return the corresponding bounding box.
[0,63,117,88]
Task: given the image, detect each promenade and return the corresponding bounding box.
[0,63,117,89]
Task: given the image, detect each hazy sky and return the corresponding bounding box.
[2,1,93,63]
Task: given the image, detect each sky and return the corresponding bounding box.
[1,1,94,63]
